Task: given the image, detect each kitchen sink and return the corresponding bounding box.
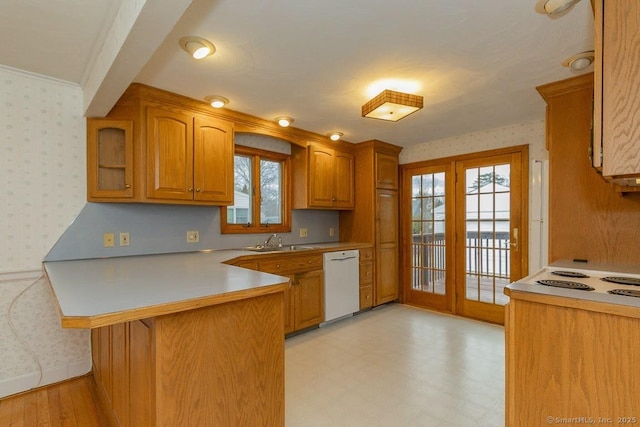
[242,245,316,252]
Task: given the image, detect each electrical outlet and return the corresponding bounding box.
[329,227,335,237]
[299,228,308,238]
[186,231,200,243]
[119,232,130,246]
[103,232,115,248]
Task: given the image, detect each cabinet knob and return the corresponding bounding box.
[188,188,193,192]
[125,184,131,189]
[196,188,201,192]
[332,197,336,201]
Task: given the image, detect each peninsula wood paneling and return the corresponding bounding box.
[537,74,640,265]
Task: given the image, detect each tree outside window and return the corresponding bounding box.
[221,146,290,233]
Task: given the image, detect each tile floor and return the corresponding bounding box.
[285,304,505,427]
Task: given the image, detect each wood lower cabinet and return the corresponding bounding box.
[292,143,355,209]
[292,269,324,330]
[340,140,402,307]
[257,254,324,333]
[92,293,285,427]
[359,248,374,309]
[505,291,640,426]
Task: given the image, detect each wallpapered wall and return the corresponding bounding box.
[0,65,90,398]
[398,119,549,274]
[398,119,546,164]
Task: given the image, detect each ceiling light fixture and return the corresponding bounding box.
[542,0,581,15]
[362,89,423,122]
[562,51,595,71]
[204,95,229,108]
[179,36,216,59]
[328,132,343,141]
[275,116,294,127]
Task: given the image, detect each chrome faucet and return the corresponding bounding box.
[263,233,279,248]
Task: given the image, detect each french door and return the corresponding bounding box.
[401,146,528,324]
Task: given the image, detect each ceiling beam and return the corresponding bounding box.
[83,0,193,117]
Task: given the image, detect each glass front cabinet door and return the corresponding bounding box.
[87,119,134,199]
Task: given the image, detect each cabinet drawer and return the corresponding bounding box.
[359,285,373,310]
[359,261,373,285]
[359,248,373,262]
[259,255,323,274]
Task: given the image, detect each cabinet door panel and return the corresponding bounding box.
[146,107,193,200]
[308,146,335,207]
[294,270,324,330]
[376,245,399,304]
[87,119,134,199]
[193,116,234,203]
[375,152,399,189]
[283,280,294,334]
[334,151,355,208]
[130,320,153,427]
[376,189,398,245]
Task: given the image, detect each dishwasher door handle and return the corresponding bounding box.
[329,256,357,262]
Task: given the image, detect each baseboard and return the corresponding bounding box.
[0,357,92,399]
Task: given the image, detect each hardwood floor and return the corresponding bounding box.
[0,375,110,427]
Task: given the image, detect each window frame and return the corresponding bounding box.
[221,145,291,234]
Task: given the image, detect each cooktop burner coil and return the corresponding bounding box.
[550,270,590,278]
[601,276,640,286]
[536,279,595,291]
[608,289,640,298]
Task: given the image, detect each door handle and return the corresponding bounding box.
[509,227,519,252]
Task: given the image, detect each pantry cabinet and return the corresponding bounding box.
[87,119,134,199]
[593,0,640,183]
[292,144,355,209]
[146,107,234,203]
[340,140,402,307]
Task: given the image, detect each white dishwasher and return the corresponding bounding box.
[322,250,360,323]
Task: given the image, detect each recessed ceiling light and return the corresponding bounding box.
[275,116,294,127]
[328,132,343,141]
[179,36,216,59]
[562,51,595,71]
[204,95,229,108]
[542,0,581,15]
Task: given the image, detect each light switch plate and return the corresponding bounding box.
[119,232,130,246]
[187,231,200,243]
[299,228,308,238]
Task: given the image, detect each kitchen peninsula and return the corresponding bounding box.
[44,250,289,427]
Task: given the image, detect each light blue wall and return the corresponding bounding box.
[44,203,339,261]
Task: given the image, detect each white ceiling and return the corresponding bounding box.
[0,0,594,147]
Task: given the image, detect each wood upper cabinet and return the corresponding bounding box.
[594,0,640,181]
[87,119,134,199]
[146,107,234,203]
[292,144,355,210]
[375,152,399,190]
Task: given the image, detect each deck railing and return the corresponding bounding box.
[412,232,511,287]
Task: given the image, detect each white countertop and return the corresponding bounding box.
[506,260,640,309]
[44,250,289,327]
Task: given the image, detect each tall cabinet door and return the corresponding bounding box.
[375,189,399,305]
[146,107,194,200]
[308,146,335,207]
[333,150,355,208]
[193,116,234,204]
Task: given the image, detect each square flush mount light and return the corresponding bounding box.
[362,89,423,122]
